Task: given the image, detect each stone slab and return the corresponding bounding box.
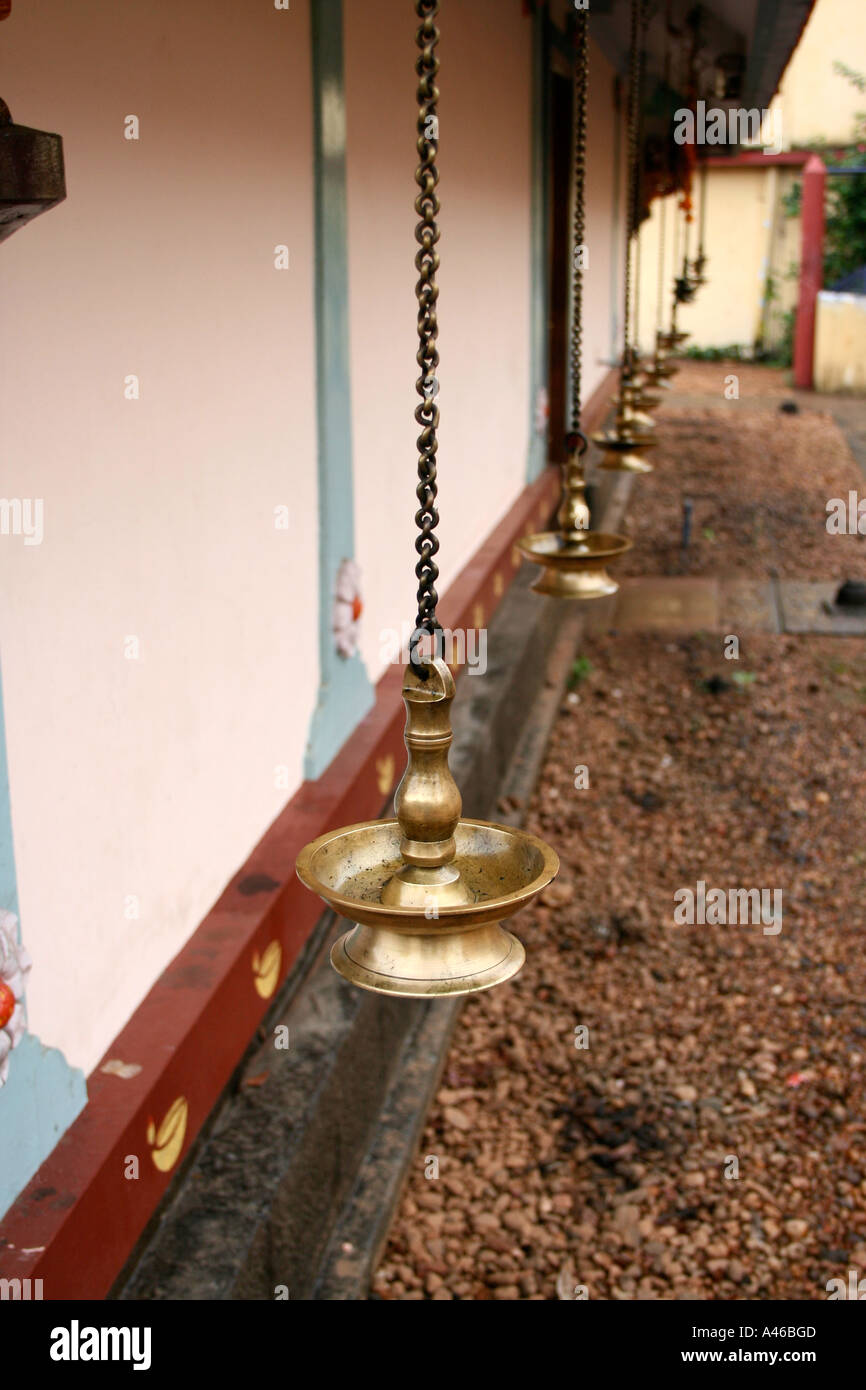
[718,579,782,633]
[778,580,866,635]
[611,577,720,632]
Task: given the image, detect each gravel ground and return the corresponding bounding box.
[615,362,866,580]
[374,369,866,1302]
[373,631,866,1301]
[658,359,793,400]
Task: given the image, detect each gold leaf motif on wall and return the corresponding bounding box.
[376,754,395,796]
[147,1096,189,1174]
[252,940,282,999]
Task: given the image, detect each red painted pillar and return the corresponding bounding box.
[793,154,826,389]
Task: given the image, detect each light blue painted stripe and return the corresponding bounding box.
[0,657,86,1217]
[304,0,374,780]
[0,1035,86,1215]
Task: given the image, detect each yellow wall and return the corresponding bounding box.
[635,169,800,355]
[775,0,866,148]
[815,291,866,391]
[656,0,866,360]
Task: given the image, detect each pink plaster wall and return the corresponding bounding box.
[344,0,535,678]
[0,0,318,1072]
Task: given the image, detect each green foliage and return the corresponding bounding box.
[777,309,796,369]
[781,181,802,219]
[683,344,750,361]
[567,655,593,689]
[823,64,866,286]
[682,341,792,367]
[731,670,757,690]
[832,60,866,94]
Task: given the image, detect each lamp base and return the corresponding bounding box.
[330,920,525,997]
[599,448,654,474]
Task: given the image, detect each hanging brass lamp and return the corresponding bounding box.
[517,7,630,600]
[641,193,677,393]
[663,199,694,348]
[620,369,656,431]
[591,0,655,476]
[644,329,678,385]
[517,430,632,598]
[617,145,657,435]
[660,323,689,351]
[633,374,663,411]
[689,159,709,290]
[296,0,558,997]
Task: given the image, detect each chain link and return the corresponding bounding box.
[621,0,646,379]
[694,157,708,280]
[656,184,666,334]
[567,7,589,448]
[412,0,442,664]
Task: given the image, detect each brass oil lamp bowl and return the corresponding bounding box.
[620,377,656,432]
[635,379,663,411]
[517,529,631,599]
[517,439,630,599]
[592,406,657,474]
[643,332,678,387]
[689,250,708,291]
[297,657,559,996]
[645,355,677,385]
[625,357,663,411]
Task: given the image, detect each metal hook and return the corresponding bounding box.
[565,429,589,457]
[409,622,445,678]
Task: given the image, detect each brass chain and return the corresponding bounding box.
[656,184,666,334]
[621,0,643,379]
[695,157,708,277]
[699,159,708,252]
[631,8,648,363]
[633,219,642,361]
[567,7,589,449]
[411,0,442,668]
[682,181,692,272]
